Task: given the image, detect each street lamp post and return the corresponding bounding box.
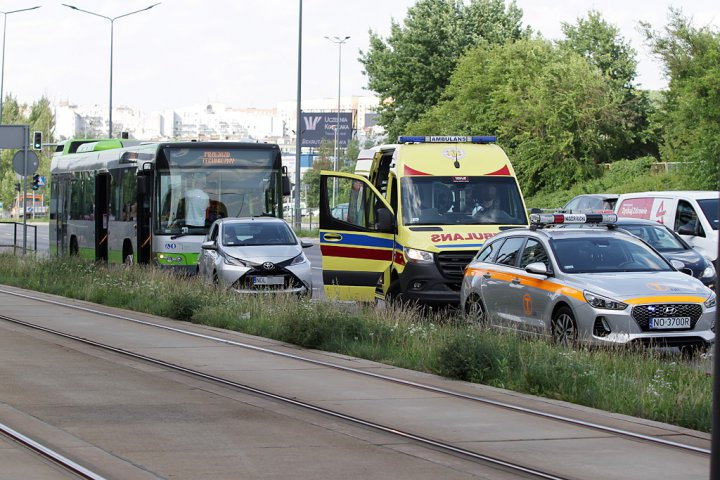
[63,3,160,138]
[324,35,350,207]
[0,6,41,124]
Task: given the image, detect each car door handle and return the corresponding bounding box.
[483,273,491,279]
[511,278,521,285]
[324,233,342,242]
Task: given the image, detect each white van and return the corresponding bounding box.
[615,191,719,262]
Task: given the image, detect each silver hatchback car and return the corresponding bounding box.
[460,213,716,353]
[198,217,313,296]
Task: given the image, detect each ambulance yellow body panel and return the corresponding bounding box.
[320,136,529,305]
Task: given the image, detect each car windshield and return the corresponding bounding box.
[223,222,297,247]
[697,198,719,231]
[551,236,672,273]
[401,176,527,226]
[619,224,686,252]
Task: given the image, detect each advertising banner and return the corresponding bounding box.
[300,112,353,147]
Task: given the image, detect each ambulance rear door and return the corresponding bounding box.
[320,171,395,301]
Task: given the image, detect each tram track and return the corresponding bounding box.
[0,287,710,479]
[0,421,106,480]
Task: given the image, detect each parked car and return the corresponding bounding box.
[556,218,716,289]
[562,194,618,212]
[330,202,349,222]
[460,213,716,355]
[198,217,313,295]
[615,191,718,264]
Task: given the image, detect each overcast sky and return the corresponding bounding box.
[2,0,718,111]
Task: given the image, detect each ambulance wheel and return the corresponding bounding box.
[386,280,406,306]
[552,306,578,347]
[464,294,487,327]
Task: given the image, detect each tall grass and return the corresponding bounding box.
[0,253,711,432]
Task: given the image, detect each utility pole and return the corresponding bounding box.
[294,0,303,230]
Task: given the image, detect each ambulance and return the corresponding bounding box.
[319,135,529,306]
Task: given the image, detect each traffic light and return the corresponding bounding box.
[32,175,40,191]
[32,131,42,150]
[14,183,20,192]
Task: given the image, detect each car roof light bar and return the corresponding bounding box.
[397,135,497,144]
[530,212,618,225]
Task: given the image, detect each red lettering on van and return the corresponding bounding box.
[430,234,441,242]
[441,234,453,242]
[618,198,653,219]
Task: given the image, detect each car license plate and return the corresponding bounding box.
[649,317,691,329]
[252,276,284,286]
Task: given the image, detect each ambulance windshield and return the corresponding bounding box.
[401,176,527,226]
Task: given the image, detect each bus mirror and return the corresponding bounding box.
[282,176,291,196]
[377,207,395,233]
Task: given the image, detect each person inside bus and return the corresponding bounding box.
[177,174,210,228]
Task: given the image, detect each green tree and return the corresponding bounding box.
[0,94,55,211]
[642,10,720,189]
[360,0,527,140]
[409,39,626,195]
[342,139,360,171]
[560,11,657,160]
[302,140,334,208]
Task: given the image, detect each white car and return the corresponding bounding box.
[198,217,313,295]
[615,191,718,264]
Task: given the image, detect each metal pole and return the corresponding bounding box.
[0,14,7,124]
[333,41,341,207]
[22,125,27,254]
[109,19,114,138]
[293,0,302,230]
[0,7,41,124]
[711,194,720,480]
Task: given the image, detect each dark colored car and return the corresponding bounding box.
[561,218,716,289]
[563,194,619,212]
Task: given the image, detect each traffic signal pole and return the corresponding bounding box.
[22,125,27,254]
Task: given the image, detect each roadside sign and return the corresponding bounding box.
[12,150,39,176]
[0,125,27,149]
[38,176,46,187]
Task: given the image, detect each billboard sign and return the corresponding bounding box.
[300,112,353,147]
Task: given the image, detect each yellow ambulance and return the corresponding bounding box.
[319,135,529,306]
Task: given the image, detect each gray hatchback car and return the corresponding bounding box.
[460,213,716,353]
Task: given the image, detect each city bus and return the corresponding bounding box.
[50,139,289,271]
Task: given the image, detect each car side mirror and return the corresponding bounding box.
[301,241,313,249]
[282,176,291,197]
[201,240,217,251]
[525,262,549,276]
[670,259,685,270]
[377,207,395,233]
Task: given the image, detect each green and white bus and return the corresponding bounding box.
[50,140,289,272]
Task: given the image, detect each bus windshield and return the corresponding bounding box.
[401,176,527,226]
[156,148,280,235]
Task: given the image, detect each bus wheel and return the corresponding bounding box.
[70,237,79,257]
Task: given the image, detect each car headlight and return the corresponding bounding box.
[705,292,716,309]
[290,253,307,265]
[701,260,716,279]
[584,290,628,310]
[405,247,434,263]
[223,255,248,267]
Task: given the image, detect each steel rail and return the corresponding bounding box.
[0,312,567,480]
[0,421,106,480]
[0,287,710,457]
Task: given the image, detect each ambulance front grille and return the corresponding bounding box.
[436,251,477,280]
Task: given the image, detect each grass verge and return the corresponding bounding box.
[0,253,711,432]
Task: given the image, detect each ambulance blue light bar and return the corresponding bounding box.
[530,213,618,225]
[398,135,497,144]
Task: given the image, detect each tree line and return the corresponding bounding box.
[361,1,719,194]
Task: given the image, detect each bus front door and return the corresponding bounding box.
[136,170,153,264]
[95,173,111,262]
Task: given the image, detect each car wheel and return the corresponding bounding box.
[464,294,487,327]
[552,306,578,347]
[212,271,220,286]
[680,344,706,359]
[385,280,406,307]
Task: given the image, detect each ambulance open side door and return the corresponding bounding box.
[320,171,395,301]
